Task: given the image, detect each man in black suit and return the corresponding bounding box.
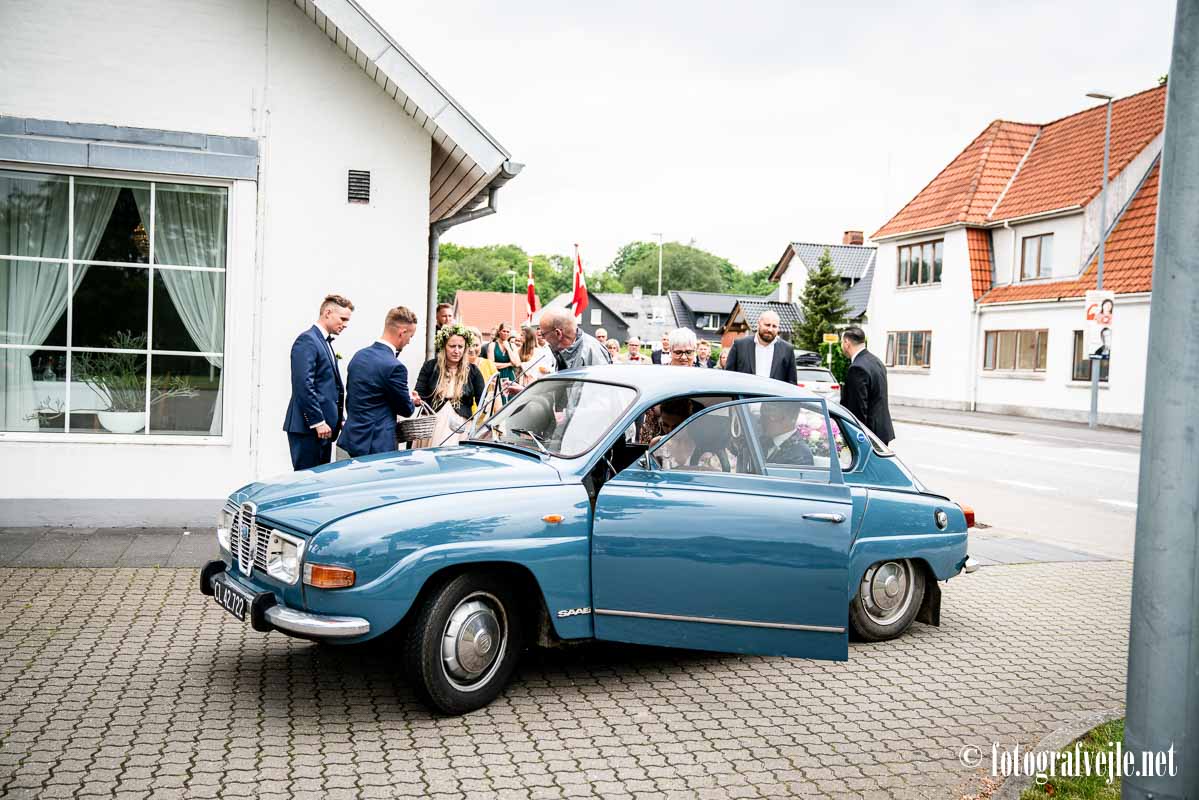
[283,294,353,470]
[839,326,896,444]
[650,333,670,365]
[723,311,797,384]
[338,306,421,459]
[694,340,717,368]
[757,401,815,466]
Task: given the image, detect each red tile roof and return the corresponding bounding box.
[978,160,1158,304]
[966,228,993,300]
[873,121,1039,239]
[452,290,536,335]
[873,85,1166,240]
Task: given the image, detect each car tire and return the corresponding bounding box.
[848,559,925,642]
[403,571,524,715]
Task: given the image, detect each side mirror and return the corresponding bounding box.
[639,453,654,471]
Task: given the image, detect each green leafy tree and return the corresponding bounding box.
[608,241,656,283]
[618,241,749,295]
[819,340,851,384]
[795,247,851,351]
[437,244,574,306]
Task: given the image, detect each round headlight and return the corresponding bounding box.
[217,506,234,551]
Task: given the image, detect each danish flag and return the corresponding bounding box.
[525,259,536,323]
[570,244,589,319]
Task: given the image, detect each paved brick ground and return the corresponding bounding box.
[0,561,1129,799]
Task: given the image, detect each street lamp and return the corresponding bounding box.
[506,269,516,330]
[655,232,665,296]
[1086,91,1113,430]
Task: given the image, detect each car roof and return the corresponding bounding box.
[549,364,814,401]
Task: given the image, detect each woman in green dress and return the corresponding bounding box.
[485,322,517,399]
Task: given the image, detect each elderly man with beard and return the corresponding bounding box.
[723,310,797,384]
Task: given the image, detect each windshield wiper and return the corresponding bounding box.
[510,428,550,455]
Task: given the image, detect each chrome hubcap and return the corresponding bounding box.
[861,560,914,625]
[442,593,507,691]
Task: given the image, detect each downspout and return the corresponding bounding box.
[425,161,523,359]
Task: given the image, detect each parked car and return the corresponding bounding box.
[201,367,976,714]
[795,349,823,367]
[796,366,840,398]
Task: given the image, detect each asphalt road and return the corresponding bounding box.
[889,420,1140,561]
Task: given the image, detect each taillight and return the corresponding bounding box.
[960,504,975,528]
[797,382,806,387]
[831,384,840,390]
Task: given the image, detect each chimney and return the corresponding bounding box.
[843,230,864,246]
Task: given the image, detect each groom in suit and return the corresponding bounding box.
[338,306,421,458]
[723,310,798,384]
[283,294,354,470]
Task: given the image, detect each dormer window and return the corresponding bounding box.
[1021,234,1054,279]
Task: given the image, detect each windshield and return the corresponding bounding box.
[797,368,835,382]
[470,379,637,457]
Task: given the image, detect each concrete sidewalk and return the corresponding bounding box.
[892,404,1142,450]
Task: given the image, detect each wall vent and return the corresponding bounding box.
[348,170,370,204]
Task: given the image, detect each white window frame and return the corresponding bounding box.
[589,308,602,325]
[0,161,234,445]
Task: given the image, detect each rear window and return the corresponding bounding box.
[796,369,835,382]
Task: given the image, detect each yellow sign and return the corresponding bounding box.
[822,333,840,343]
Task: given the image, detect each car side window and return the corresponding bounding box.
[742,399,849,473]
[650,404,759,475]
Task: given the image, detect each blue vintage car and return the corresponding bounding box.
[201,366,976,714]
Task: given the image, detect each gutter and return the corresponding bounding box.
[425,161,524,358]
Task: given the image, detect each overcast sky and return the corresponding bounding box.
[360,0,1176,276]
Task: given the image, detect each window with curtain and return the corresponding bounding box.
[884,330,932,368]
[982,329,1048,372]
[0,169,228,437]
[896,239,943,287]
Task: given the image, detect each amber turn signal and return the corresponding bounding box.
[303,563,356,589]
[960,504,975,528]
[541,514,564,524]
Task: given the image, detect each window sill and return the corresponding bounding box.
[1066,380,1110,389]
[0,431,232,445]
[980,371,1046,381]
[888,367,932,374]
[895,283,942,291]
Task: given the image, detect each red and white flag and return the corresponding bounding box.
[525,259,536,323]
[570,244,589,319]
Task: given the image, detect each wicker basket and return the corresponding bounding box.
[397,402,437,442]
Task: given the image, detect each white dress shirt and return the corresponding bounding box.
[754,337,777,378]
[375,339,397,357]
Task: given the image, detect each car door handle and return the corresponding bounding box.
[802,513,846,523]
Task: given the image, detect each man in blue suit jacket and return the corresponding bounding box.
[283,294,354,470]
[338,306,421,458]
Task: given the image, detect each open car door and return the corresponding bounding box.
[591,397,852,660]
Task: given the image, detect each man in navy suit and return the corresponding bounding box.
[283,294,354,470]
[338,306,421,458]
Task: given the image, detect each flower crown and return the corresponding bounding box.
[434,323,477,352]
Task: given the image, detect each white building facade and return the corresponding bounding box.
[0,0,517,524]
[866,87,1164,430]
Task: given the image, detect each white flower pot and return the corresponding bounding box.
[97,411,145,434]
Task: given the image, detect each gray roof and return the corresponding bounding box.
[730,300,804,334]
[672,290,763,315]
[842,257,874,320]
[789,243,877,281]
[593,293,674,342]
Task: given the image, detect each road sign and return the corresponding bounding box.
[1084,290,1114,360]
[822,333,839,344]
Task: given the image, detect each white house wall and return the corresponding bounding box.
[974,298,1149,428]
[0,0,433,521]
[990,214,1085,284]
[866,228,975,409]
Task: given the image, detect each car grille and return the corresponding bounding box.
[227,500,272,576]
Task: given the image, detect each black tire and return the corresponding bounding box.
[403,571,524,715]
[848,559,925,642]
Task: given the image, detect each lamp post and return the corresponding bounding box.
[656,233,664,296]
[1087,91,1113,430]
[506,269,516,330]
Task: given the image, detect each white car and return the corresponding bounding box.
[796,366,840,398]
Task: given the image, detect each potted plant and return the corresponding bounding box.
[75,332,197,434]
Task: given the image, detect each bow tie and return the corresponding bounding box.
[325,335,335,344]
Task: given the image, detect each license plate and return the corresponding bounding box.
[213,575,253,622]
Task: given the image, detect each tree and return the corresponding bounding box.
[436,244,574,306]
[618,241,739,295]
[795,248,851,351]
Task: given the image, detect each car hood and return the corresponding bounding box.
[233,444,562,533]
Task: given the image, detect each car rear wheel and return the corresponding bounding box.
[848,559,925,641]
[403,572,524,715]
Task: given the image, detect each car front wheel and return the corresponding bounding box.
[403,572,524,715]
[848,559,925,641]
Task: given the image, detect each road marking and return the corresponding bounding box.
[995,479,1058,492]
[1099,499,1138,509]
[912,464,968,475]
[903,439,1139,474]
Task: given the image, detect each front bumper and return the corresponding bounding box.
[200,560,370,639]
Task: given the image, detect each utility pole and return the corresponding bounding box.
[1122,3,1199,797]
[1087,91,1114,429]
[652,232,664,296]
